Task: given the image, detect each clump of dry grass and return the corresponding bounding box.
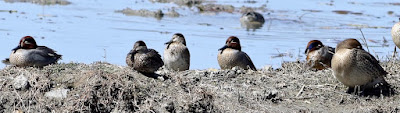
[1,60,400,112]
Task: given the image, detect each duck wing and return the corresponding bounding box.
[243,52,256,71]
[126,50,137,67]
[354,49,387,77]
[147,49,164,68]
[36,46,62,60]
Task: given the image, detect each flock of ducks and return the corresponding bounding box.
[2,11,400,95]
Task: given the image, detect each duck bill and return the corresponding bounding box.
[12,46,21,51]
[304,48,309,54]
[219,45,228,51]
[12,46,21,53]
[165,40,173,45]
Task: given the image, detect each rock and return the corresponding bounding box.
[44,88,69,99]
[13,74,28,90]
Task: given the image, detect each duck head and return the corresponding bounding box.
[219,36,241,52]
[12,36,37,52]
[165,33,186,48]
[133,40,148,51]
[305,40,323,54]
[244,12,256,20]
[336,38,363,52]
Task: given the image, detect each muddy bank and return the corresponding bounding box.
[1,60,400,112]
[149,0,202,7]
[116,8,179,19]
[4,0,71,5]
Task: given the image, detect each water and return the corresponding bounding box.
[0,0,398,69]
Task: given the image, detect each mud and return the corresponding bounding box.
[148,0,203,7]
[1,60,400,112]
[197,4,235,13]
[115,8,180,20]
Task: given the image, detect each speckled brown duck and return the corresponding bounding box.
[126,40,163,74]
[331,38,393,96]
[163,33,190,71]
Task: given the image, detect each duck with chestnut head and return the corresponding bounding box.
[2,36,61,67]
[217,36,256,70]
[304,40,335,70]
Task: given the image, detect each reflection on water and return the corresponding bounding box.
[0,0,398,70]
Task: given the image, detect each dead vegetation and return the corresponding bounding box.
[1,60,400,112]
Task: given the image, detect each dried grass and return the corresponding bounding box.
[1,60,400,112]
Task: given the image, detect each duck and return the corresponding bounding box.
[163,33,190,71]
[2,36,62,67]
[392,18,400,49]
[304,40,335,70]
[331,38,392,95]
[240,10,265,30]
[126,40,163,73]
[217,36,256,70]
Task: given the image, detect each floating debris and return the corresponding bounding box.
[302,9,323,13]
[0,10,17,13]
[332,10,363,15]
[4,0,71,5]
[198,23,212,26]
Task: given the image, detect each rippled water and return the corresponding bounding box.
[0,0,398,69]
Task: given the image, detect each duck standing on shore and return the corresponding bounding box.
[304,40,335,70]
[331,38,392,95]
[126,40,163,74]
[2,36,62,67]
[163,33,190,71]
[218,36,256,70]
